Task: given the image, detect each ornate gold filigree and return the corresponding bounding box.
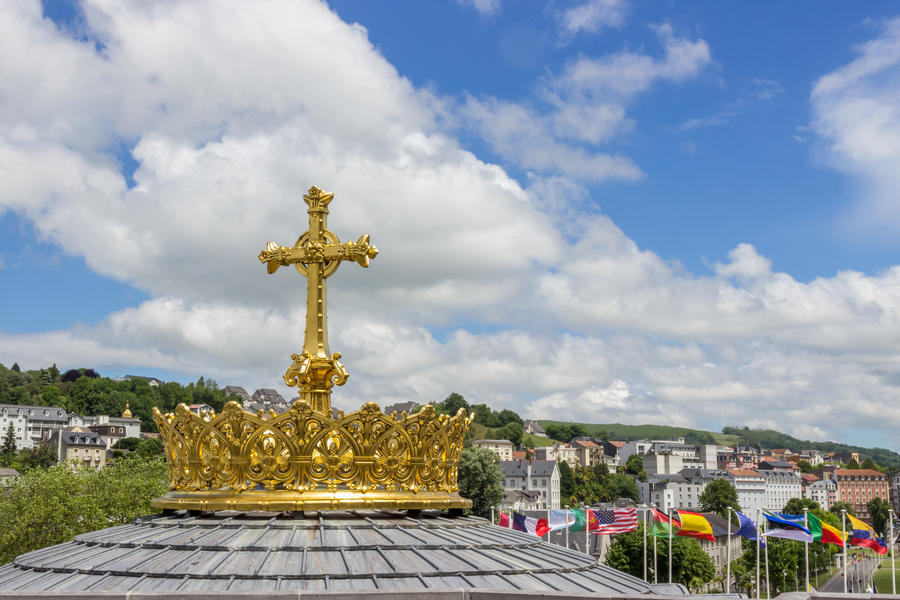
[151,400,474,511]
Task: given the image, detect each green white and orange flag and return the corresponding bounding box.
[674,510,715,542]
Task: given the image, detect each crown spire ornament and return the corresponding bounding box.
[152,187,473,512]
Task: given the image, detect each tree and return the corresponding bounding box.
[830,501,855,517]
[439,392,468,416]
[558,461,575,502]
[11,363,20,373]
[457,447,503,518]
[496,409,522,427]
[699,478,740,518]
[783,497,819,515]
[868,497,892,536]
[48,363,59,381]
[796,460,813,473]
[845,459,860,469]
[0,456,167,564]
[1,421,16,465]
[136,438,164,456]
[18,442,55,469]
[500,421,523,445]
[112,437,142,452]
[861,458,879,471]
[608,528,714,591]
[625,453,646,481]
[544,423,587,443]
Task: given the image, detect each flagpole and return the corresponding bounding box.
[803,507,809,592]
[755,508,761,600]
[726,506,732,594]
[842,509,848,595]
[546,508,550,543]
[764,519,770,600]
[565,505,569,549]
[890,509,896,595]
[491,507,495,526]
[667,506,673,584]
[643,506,648,582]
[585,507,590,558]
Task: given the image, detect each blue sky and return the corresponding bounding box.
[2,0,900,450]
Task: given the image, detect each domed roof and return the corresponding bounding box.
[0,510,659,594]
[121,402,132,418]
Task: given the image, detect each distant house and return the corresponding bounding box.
[247,388,290,414]
[188,404,215,416]
[47,429,106,470]
[473,439,514,461]
[223,386,251,404]
[498,489,541,512]
[0,404,69,449]
[499,460,560,509]
[523,420,547,438]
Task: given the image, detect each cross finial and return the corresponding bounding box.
[258,186,378,413]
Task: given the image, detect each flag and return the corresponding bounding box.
[807,513,843,546]
[498,511,510,528]
[763,512,813,543]
[648,507,677,537]
[512,512,551,537]
[846,514,887,553]
[734,511,766,549]
[591,508,639,535]
[548,509,576,531]
[568,508,585,532]
[674,510,715,542]
[568,508,598,532]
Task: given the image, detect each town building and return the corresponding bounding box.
[246,388,290,414]
[499,460,560,509]
[891,472,900,515]
[805,479,837,511]
[497,489,541,513]
[69,413,141,439]
[523,419,547,437]
[0,468,20,480]
[382,401,419,415]
[728,469,766,519]
[223,386,251,404]
[637,468,729,513]
[473,439,514,461]
[624,439,717,475]
[834,468,889,521]
[533,442,579,467]
[47,429,106,470]
[762,470,802,512]
[570,438,603,468]
[187,403,215,415]
[757,459,797,472]
[0,404,68,449]
[717,445,761,470]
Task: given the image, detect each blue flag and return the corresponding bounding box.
[763,512,813,543]
[734,511,766,548]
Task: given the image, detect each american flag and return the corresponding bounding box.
[592,507,639,535]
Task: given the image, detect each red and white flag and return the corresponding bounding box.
[591,507,639,535]
[512,512,550,537]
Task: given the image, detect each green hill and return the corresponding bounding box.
[537,420,900,467]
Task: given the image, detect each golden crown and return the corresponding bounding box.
[151,400,474,511]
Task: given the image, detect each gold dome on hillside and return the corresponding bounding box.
[122,402,133,418]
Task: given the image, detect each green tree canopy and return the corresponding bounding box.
[544,423,588,443]
[112,437,142,452]
[624,453,646,481]
[136,438,164,456]
[699,478,740,518]
[830,501,855,517]
[867,497,892,536]
[845,459,860,469]
[457,447,503,518]
[606,526,715,592]
[783,497,819,515]
[0,456,166,564]
[1,421,16,466]
[558,460,575,502]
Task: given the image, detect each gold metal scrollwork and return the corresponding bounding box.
[151,400,474,511]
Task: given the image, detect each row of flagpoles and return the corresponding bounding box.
[492,505,897,595]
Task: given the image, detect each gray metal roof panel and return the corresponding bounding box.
[0,510,668,595]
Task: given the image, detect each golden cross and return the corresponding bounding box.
[258,186,378,413]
